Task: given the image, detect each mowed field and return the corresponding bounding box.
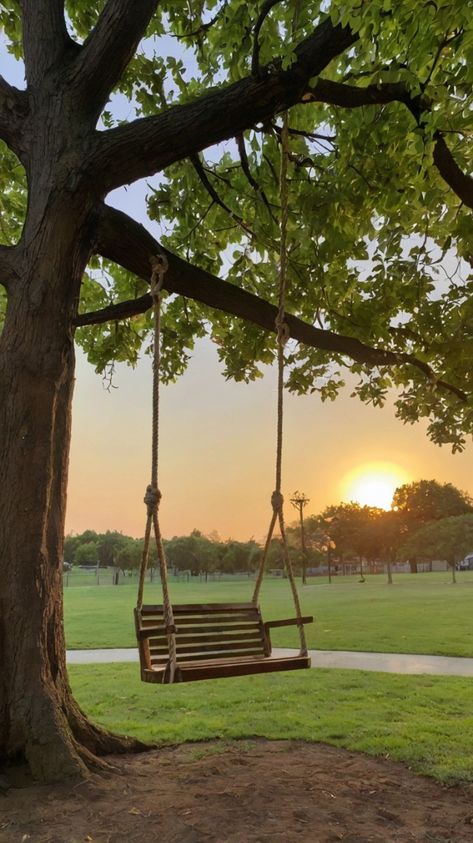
[66,572,473,783]
[65,571,473,656]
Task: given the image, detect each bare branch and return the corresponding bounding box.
[236,133,276,221]
[252,0,286,77]
[90,19,356,191]
[20,1,73,84]
[0,75,29,159]
[191,153,255,237]
[73,0,159,120]
[171,1,229,42]
[75,204,467,405]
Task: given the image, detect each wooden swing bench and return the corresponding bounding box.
[135,602,313,683]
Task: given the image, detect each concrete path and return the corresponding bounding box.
[66,647,473,677]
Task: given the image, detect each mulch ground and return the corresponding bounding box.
[1,741,473,842]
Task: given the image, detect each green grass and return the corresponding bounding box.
[70,664,473,784]
[65,571,473,656]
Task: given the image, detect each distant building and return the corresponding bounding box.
[459,553,473,570]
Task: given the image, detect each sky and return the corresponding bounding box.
[68,333,473,542]
[1,33,472,544]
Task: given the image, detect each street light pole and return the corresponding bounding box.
[290,491,310,585]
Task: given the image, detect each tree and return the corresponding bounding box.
[322,503,385,577]
[368,509,404,585]
[165,530,219,577]
[1,2,473,782]
[393,480,473,571]
[73,541,99,567]
[400,514,473,583]
[115,537,143,574]
[64,530,99,565]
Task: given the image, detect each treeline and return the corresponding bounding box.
[65,480,473,579]
[310,479,473,581]
[65,529,270,576]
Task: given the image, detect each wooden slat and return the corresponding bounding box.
[140,602,258,615]
[151,639,266,657]
[149,629,264,647]
[172,622,263,635]
[140,613,260,627]
[150,645,266,664]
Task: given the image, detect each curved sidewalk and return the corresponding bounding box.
[66,647,473,677]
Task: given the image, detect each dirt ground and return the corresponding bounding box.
[1,741,473,843]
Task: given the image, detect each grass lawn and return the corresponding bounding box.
[70,664,473,784]
[65,571,473,656]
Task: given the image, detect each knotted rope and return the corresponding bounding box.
[136,252,178,683]
[252,113,307,657]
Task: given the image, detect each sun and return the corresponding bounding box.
[341,462,410,510]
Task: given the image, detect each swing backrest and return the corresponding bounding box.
[135,602,269,671]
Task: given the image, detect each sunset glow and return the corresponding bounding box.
[341,462,410,511]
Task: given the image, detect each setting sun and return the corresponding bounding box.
[341,462,410,510]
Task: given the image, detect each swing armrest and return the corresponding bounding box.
[264,616,313,631]
[137,623,176,640]
[263,616,313,651]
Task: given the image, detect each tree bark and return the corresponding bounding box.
[0,197,144,782]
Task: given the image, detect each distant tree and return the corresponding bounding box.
[165,530,219,579]
[400,514,473,583]
[97,531,127,570]
[64,530,99,565]
[115,537,143,574]
[393,480,473,572]
[287,516,329,573]
[220,540,261,575]
[74,541,99,567]
[322,503,384,579]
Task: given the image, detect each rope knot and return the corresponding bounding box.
[144,484,162,515]
[271,490,284,513]
[150,252,169,300]
[275,315,290,346]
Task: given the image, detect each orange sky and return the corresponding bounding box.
[67,341,473,541]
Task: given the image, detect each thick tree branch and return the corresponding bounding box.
[0,76,28,159]
[20,1,72,84]
[74,204,467,404]
[73,0,159,120]
[90,18,356,191]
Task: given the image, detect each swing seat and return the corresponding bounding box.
[134,603,313,683]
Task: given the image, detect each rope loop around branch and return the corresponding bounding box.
[150,252,169,299]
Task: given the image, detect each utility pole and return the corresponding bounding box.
[290,491,310,585]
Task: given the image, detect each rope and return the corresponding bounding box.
[136,252,179,683]
[252,112,307,657]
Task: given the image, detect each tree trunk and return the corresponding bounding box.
[0,201,144,782]
[387,559,393,585]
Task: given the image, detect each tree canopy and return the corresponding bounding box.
[393,479,473,525]
[2,1,473,445]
